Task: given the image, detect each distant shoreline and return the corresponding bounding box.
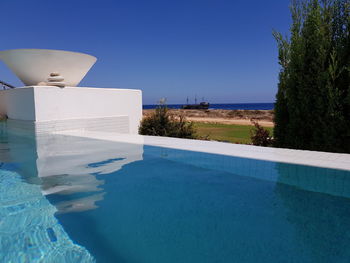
[143,102,274,111]
[143,109,274,127]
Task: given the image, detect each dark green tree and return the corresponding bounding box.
[274,0,350,153]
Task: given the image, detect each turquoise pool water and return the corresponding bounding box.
[1,130,350,262]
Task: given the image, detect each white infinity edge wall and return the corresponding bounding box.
[0,86,142,134]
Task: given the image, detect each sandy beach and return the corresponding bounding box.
[143,109,274,127]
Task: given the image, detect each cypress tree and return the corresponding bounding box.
[273,31,290,147]
[274,0,350,153]
[300,0,328,150]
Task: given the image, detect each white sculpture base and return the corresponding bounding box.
[0,86,142,134]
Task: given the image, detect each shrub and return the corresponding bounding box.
[0,114,7,121]
[250,120,273,147]
[139,104,197,139]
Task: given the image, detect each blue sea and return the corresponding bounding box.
[143,102,274,110]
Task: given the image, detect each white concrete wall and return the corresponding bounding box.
[4,117,130,135]
[0,90,6,115]
[0,86,142,134]
[0,88,36,120]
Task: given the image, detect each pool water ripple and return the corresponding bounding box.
[1,131,350,262]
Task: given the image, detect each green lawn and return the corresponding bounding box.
[194,122,273,144]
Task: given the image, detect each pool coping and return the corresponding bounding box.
[56,130,350,171]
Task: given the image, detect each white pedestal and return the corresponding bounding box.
[0,86,142,134]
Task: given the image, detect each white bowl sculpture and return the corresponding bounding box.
[0,49,97,87]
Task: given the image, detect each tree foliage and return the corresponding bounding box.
[139,104,197,139]
[250,120,274,147]
[274,0,350,153]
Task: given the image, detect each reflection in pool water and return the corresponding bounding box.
[1,129,350,262]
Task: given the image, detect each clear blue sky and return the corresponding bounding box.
[0,0,291,104]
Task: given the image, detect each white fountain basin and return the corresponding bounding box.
[0,49,97,87]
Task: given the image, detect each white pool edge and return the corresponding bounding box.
[56,130,350,171]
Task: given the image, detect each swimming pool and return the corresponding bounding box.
[1,130,350,263]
